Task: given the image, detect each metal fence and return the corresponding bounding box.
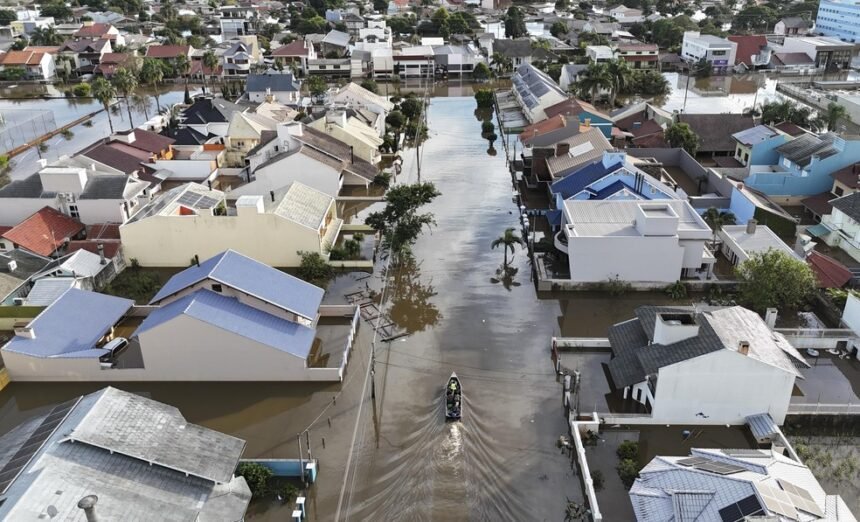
[0,109,57,154]
[788,403,860,415]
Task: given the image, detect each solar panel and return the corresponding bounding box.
[756,482,799,519]
[0,397,79,494]
[197,195,220,208]
[777,479,824,517]
[679,457,746,475]
[677,457,710,467]
[177,192,203,207]
[719,495,764,522]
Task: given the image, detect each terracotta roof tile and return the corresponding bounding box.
[2,207,85,256]
[808,250,852,288]
[727,35,768,66]
[0,50,35,66]
[831,163,860,189]
[520,115,568,144]
[273,39,311,57]
[74,23,115,38]
[145,45,190,58]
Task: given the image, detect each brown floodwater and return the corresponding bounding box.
[0,94,752,521]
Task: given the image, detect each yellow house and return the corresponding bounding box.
[308,110,384,165]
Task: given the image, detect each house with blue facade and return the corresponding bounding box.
[731,125,790,166]
[550,151,680,210]
[817,0,860,42]
[743,133,860,197]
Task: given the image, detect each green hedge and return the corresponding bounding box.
[0,306,44,318]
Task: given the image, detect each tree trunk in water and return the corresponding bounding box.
[154,91,162,113]
[105,103,114,134]
[126,97,134,128]
[504,247,508,267]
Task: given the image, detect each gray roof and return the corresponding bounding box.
[494,38,541,58]
[274,181,335,230]
[135,288,317,359]
[2,288,134,358]
[607,306,807,388]
[323,29,351,47]
[546,129,614,177]
[776,133,840,168]
[0,172,138,200]
[677,114,756,153]
[780,17,810,29]
[246,72,301,93]
[24,278,77,306]
[732,125,779,146]
[150,249,324,321]
[0,387,250,521]
[830,191,860,222]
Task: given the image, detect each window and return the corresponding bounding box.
[835,186,845,197]
[783,157,791,168]
[69,204,80,219]
[711,50,727,56]
[211,283,223,292]
[319,65,327,69]
[0,242,5,249]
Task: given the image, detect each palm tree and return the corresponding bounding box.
[817,102,850,132]
[575,62,611,103]
[491,227,526,267]
[702,207,736,249]
[202,50,219,92]
[30,26,63,46]
[130,93,152,120]
[175,54,191,85]
[91,77,117,134]
[139,58,164,113]
[111,67,138,128]
[606,58,633,107]
[490,52,512,74]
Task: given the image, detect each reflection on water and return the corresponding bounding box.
[382,257,441,334]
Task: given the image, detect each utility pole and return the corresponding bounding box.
[298,434,306,488]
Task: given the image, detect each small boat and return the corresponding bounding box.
[806,348,820,357]
[445,373,462,421]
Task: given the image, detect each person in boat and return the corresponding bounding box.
[449,381,458,394]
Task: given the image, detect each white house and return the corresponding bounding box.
[631,448,856,521]
[557,199,714,283]
[718,221,799,266]
[608,5,645,24]
[558,64,588,92]
[329,82,393,135]
[607,306,809,425]
[819,191,860,262]
[0,48,56,80]
[585,45,614,62]
[511,63,567,124]
[308,110,383,164]
[119,182,342,267]
[681,31,738,74]
[245,72,301,104]
[0,165,151,226]
[240,122,378,197]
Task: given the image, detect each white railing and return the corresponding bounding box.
[554,231,569,254]
[774,328,856,339]
[788,403,860,415]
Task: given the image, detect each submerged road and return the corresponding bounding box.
[329,97,578,521]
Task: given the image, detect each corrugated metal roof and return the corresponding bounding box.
[25,278,77,306]
[136,289,317,359]
[275,181,334,230]
[546,129,613,177]
[149,249,324,320]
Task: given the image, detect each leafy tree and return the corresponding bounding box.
[112,67,138,128]
[735,249,816,313]
[10,40,26,51]
[39,2,73,20]
[622,70,670,96]
[365,182,441,260]
[387,15,416,35]
[448,12,471,34]
[400,96,423,119]
[475,88,494,108]
[550,20,568,38]
[702,207,736,248]
[733,5,777,32]
[504,6,527,38]
[617,459,640,489]
[694,57,712,78]
[235,462,273,498]
[491,227,525,267]
[298,15,327,34]
[665,122,698,155]
[817,102,850,132]
[650,16,696,50]
[607,58,633,107]
[174,53,191,81]
[92,77,117,133]
[616,440,639,460]
[307,75,327,100]
[0,9,16,26]
[140,58,165,113]
[373,0,388,11]
[386,110,405,130]
[297,251,334,287]
[360,79,378,93]
[490,52,512,74]
[472,62,491,80]
[760,100,814,128]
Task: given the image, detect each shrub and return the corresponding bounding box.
[281,483,300,503]
[73,83,91,97]
[481,120,495,134]
[61,129,74,140]
[601,275,632,297]
[664,280,687,300]
[297,251,334,287]
[474,88,494,108]
[38,143,49,153]
[236,462,273,498]
[617,458,640,488]
[82,119,94,127]
[616,440,639,461]
[590,469,605,490]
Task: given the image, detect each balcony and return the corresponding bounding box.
[554,230,568,254]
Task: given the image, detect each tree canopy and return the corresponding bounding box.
[735,249,816,313]
[366,182,441,260]
[504,6,527,38]
[665,122,699,156]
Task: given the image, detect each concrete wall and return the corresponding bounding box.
[568,235,686,283]
[119,208,335,267]
[842,293,860,333]
[652,349,795,424]
[235,154,342,198]
[2,350,148,381]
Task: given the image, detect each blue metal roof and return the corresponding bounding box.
[149,250,324,320]
[2,289,134,358]
[594,179,644,199]
[546,209,563,227]
[550,160,622,199]
[137,289,316,359]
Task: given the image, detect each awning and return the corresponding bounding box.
[546,209,563,227]
[806,223,832,238]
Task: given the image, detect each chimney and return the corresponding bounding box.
[765,308,778,329]
[270,190,275,202]
[746,219,757,235]
[194,254,200,267]
[77,495,99,522]
[97,242,106,265]
[584,118,591,127]
[738,341,750,356]
[556,142,570,156]
[14,323,35,339]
